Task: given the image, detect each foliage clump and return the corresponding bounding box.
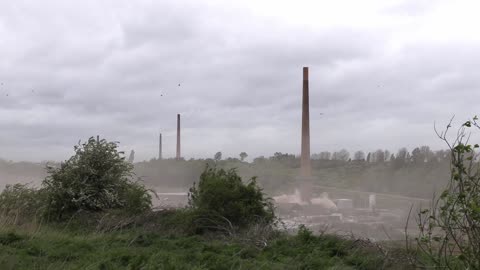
[0,183,47,224]
[408,116,480,269]
[41,137,152,219]
[188,166,275,230]
[42,137,152,217]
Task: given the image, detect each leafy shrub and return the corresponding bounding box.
[42,136,153,219]
[0,183,46,224]
[118,180,154,214]
[296,224,314,243]
[408,116,480,269]
[188,166,275,230]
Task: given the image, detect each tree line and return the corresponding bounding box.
[179,145,452,169]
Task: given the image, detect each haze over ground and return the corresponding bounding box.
[1,0,479,162]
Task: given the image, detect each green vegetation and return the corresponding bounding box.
[0,183,47,225]
[0,136,153,223]
[0,135,417,269]
[408,116,480,269]
[3,126,477,269]
[43,136,152,219]
[188,166,275,230]
[0,217,410,270]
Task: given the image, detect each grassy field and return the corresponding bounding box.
[0,223,412,270]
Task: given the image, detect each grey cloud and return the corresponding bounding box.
[0,1,479,161]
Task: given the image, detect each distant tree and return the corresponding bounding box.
[393,147,408,168]
[366,152,371,163]
[270,152,295,161]
[268,152,298,168]
[272,152,284,160]
[411,147,422,164]
[239,152,248,161]
[409,146,430,163]
[384,150,391,161]
[332,149,349,161]
[374,149,385,163]
[397,148,408,161]
[434,149,448,163]
[253,156,266,164]
[353,151,365,161]
[420,145,434,163]
[339,149,350,161]
[214,152,222,161]
[319,151,332,160]
[128,150,135,163]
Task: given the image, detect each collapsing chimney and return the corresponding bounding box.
[300,67,312,177]
[158,133,162,160]
[297,66,314,203]
[176,114,181,160]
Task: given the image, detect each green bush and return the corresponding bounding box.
[409,116,480,269]
[42,136,153,219]
[0,183,47,224]
[188,166,275,230]
[296,224,314,243]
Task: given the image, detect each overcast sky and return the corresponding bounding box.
[1,0,480,162]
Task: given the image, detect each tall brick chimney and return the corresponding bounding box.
[300,67,312,177]
[158,133,162,160]
[176,114,181,160]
